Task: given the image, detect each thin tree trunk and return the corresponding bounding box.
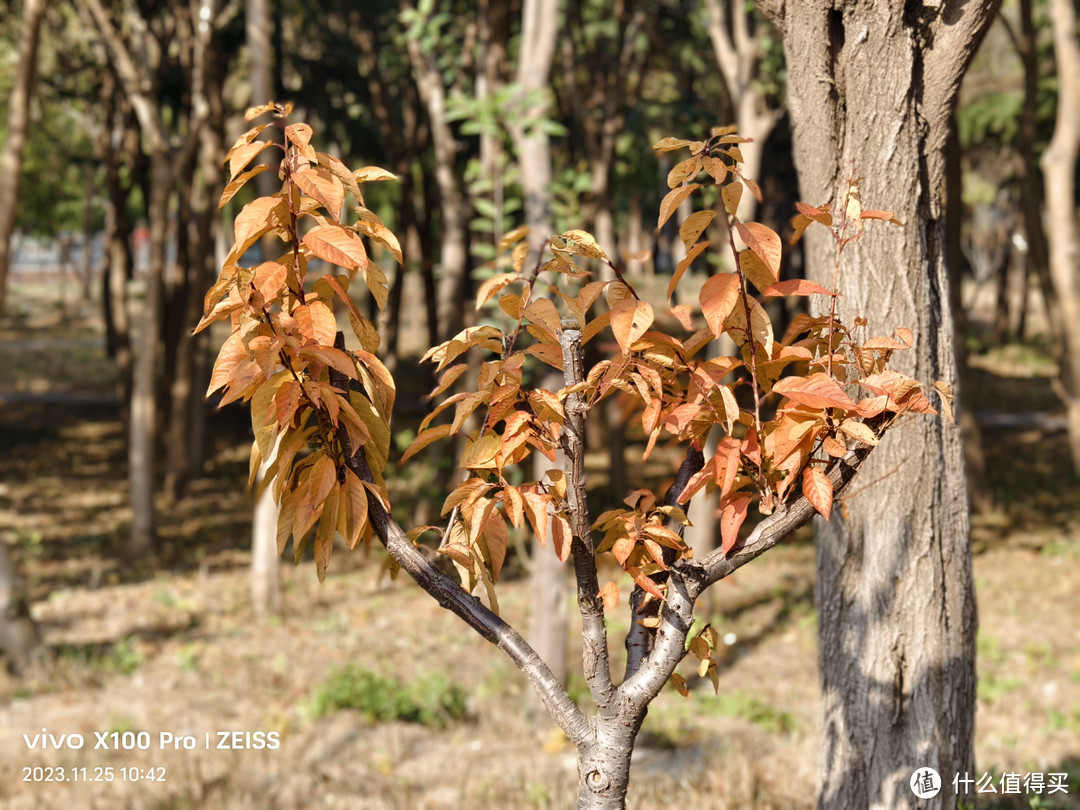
[758,2,994,807]
[0,0,47,317]
[0,538,38,674]
[129,152,170,554]
[1041,0,1080,473]
[166,11,221,500]
[406,16,469,342]
[246,0,284,617]
[511,0,570,716]
[1014,0,1068,373]
[946,115,992,514]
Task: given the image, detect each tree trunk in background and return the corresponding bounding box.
[0,540,38,674]
[246,0,284,617]
[406,18,469,343]
[1041,0,1080,474]
[166,4,222,500]
[0,0,46,317]
[513,0,570,712]
[688,0,779,561]
[1015,0,1068,415]
[759,2,994,807]
[945,115,992,514]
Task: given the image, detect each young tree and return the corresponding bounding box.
[756,2,998,807]
[204,108,944,808]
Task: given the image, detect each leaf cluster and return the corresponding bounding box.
[199,103,402,581]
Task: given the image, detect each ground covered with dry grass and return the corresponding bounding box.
[1,284,1078,809]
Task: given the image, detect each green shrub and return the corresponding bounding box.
[309,665,467,728]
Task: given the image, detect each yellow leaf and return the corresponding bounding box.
[722,182,743,217]
[679,210,715,252]
[476,273,519,309]
[657,184,700,229]
[354,166,397,184]
[738,249,778,295]
[652,137,693,152]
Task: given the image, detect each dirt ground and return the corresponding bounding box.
[1,283,1078,809]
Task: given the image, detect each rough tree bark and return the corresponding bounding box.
[757,2,994,807]
[0,0,47,317]
[1041,0,1080,473]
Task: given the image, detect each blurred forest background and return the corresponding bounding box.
[0,0,1078,808]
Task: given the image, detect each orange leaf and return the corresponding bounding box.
[233,196,288,257]
[667,240,710,299]
[699,273,740,337]
[802,466,833,521]
[735,222,782,285]
[228,140,272,182]
[762,279,834,297]
[772,372,857,410]
[720,492,752,555]
[292,167,345,220]
[610,299,654,354]
[302,224,369,270]
[207,332,248,396]
[293,300,338,346]
[476,273,519,309]
[219,164,271,209]
[598,581,619,611]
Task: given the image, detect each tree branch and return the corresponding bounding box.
[623,434,876,706]
[328,338,591,747]
[622,443,703,682]
[559,328,615,708]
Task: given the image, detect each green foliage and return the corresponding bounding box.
[308,665,468,728]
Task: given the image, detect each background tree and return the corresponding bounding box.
[0,0,46,317]
[1041,0,1080,472]
[757,1,997,806]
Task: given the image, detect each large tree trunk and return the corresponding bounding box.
[1041,0,1080,473]
[758,2,993,807]
[0,0,47,317]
